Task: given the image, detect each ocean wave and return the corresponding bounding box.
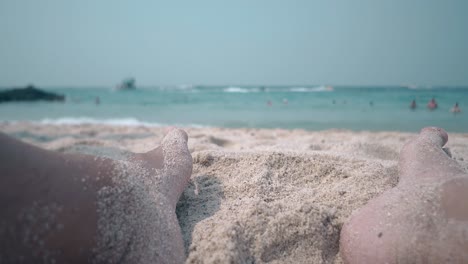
[170,84,197,91]
[154,85,200,92]
[36,117,207,128]
[223,87,259,93]
[289,86,334,92]
[405,85,434,90]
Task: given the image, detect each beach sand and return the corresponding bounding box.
[2,122,468,263]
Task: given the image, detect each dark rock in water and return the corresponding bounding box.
[0,85,65,103]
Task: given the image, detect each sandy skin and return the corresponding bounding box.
[340,127,468,263]
[0,129,192,263]
[1,126,467,263]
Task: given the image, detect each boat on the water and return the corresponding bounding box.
[115,78,136,90]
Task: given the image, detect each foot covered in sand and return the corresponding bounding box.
[0,128,192,263]
[340,127,468,263]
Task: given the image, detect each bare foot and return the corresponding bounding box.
[340,127,468,263]
[0,129,192,263]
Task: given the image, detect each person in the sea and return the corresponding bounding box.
[427,97,438,110]
[451,102,461,114]
[410,99,417,110]
[1,127,467,263]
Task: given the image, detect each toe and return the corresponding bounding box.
[163,128,189,146]
[419,127,448,147]
[399,127,462,182]
[161,129,193,208]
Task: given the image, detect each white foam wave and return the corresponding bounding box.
[223,87,259,93]
[37,117,207,128]
[289,86,334,92]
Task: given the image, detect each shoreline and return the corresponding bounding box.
[3,120,468,135]
[2,123,468,263]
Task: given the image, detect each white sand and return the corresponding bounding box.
[2,122,468,263]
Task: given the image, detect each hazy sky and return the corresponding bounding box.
[1,0,467,86]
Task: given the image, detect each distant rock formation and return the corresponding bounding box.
[0,85,65,103]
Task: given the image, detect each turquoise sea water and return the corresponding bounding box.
[1,86,467,132]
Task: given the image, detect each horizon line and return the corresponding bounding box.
[2,84,468,89]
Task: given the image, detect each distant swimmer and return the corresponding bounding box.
[282,98,288,105]
[332,99,336,104]
[427,97,438,110]
[95,96,100,105]
[410,99,417,110]
[369,101,374,107]
[451,102,461,114]
[267,100,272,107]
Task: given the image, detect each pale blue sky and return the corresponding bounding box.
[1,0,467,86]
